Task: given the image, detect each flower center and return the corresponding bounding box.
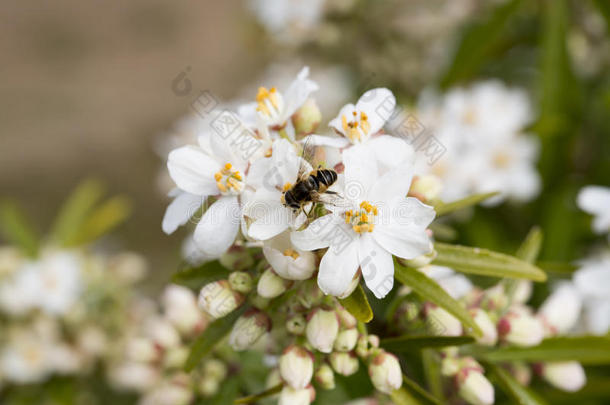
[283,248,300,260]
[256,86,284,119]
[493,151,512,168]
[345,201,378,233]
[341,110,371,142]
[214,163,244,195]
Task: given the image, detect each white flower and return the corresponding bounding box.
[0,328,52,384]
[139,381,193,405]
[161,285,204,335]
[538,282,582,335]
[577,185,610,235]
[292,148,435,298]
[571,252,610,335]
[279,345,314,389]
[240,67,318,129]
[164,133,248,257]
[540,361,586,392]
[419,265,473,299]
[262,231,316,280]
[498,306,544,347]
[249,0,326,43]
[244,139,309,240]
[108,362,160,392]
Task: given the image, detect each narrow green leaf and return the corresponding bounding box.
[234,383,282,404]
[184,305,247,371]
[172,260,231,290]
[440,0,521,87]
[68,196,132,246]
[209,378,240,405]
[536,261,577,275]
[480,336,610,364]
[49,180,105,246]
[338,283,373,323]
[390,386,421,405]
[515,227,542,264]
[593,0,610,28]
[485,362,548,405]
[422,349,444,402]
[0,201,39,257]
[401,375,443,405]
[394,261,483,337]
[433,243,547,281]
[381,335,475,353]
[434,192,499,216]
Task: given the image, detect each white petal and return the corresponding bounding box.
[583,298,610,335]
[209,131,247,172]
[355,88,395,134]
[300,134,351,149]
[290,215,337,251]
[193,196,240,256]
[167,146,220,196]
[329,103,357,135]
[343,145,378,201]
[374,198,434,259]
[162,190,205,234]
[247,201,292,241]
[359,233,394,299]
[281,67,319,122]
[574,265,610,299]
[577,186,610,215]
[318,240,360,297]
[368,135,415,172]
[369,158,415,203]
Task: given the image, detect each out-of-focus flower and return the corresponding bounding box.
[572,251,610,335]
[278,385,315,405]
[456,361,494,405]
[314,363,335,390]
[497,306,544,347]
[538,283,582,336]
[470,308,497,346]
[577,185,610,235]
[162,285,205,335]
[539,361,586,392]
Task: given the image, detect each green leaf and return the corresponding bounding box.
[68,196,132,246]
[433,242,547,281]
[338,283,373,323]
[535,261,577,275]
[422,349,444,402]
[234,383,282,404]
[485,362,547,405]
[593,0,610,28]
[208,378,240,405]
[184,305,247,371]
[440,0,522,87]
[0,201,39,257]
[172,260,231,290]
[390,386,421,405]
[394,261,483,337]
[433,192,499,216]
[480,336,610,365]
[515,227,542,264]
[401,374,443,405]
[49,180,105,246]
[381,335,475,353]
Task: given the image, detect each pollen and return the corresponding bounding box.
[341,110,371,143]
[282,182,293,192]
[214,162,244,195]
[345,200,378,233]
[256,86,282,118]
[283,248,300,260]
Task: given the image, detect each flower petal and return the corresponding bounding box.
[167,146,220,196]
[281,67,319,122]
[355,88,395,134]
[369,157,415,203]
[162,190,205,234]
[300,134,351,149]
[247,198,292,241]
[577,186,610,215]
[290,215,338,251]
[343,145,378,201]
[359,233,395,299]
[368,135,415,172]
[329,103,357,135]
[193,196,240,256]
[318,240,359,297]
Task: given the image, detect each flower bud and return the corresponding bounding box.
[292,98,321,136]
[198,280,244,319]
[257,268,289,299]
[279,345,314,389]
[220,245,254,271]
[278,385,315,405]
[511,280,533,304]
[441,357,461,377]
[336,307,357,329]
[481,285,508,312]
[498,307,544,347]
[199,378,219,397]
[403,250,438,268]
[355,334,380,358]
[163,346,189,369]
[425,304,462,336]
[263,235,316,280]
[228,271,254,294]
[306,309,339,353]
[330,352,359,376]
[229,309,271,351]
[457,366,494,405]
[470,308,497,346]
[409,175,442,202]
[538,283,581,336]
[368,350,402,394]
[539,361,585,392]
[203,359,227,380]
[126,337,158,362]
[162,285,203,335]
[334,328,359,352]
[315,363,335,390]
[145,317,181,349]
[286,314,307,335]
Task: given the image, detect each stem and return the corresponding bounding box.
[234,383,283,404]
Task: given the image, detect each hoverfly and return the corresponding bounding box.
[281,138,342,215]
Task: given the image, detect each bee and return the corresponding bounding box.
[281,139,340,213]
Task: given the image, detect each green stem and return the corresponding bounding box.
[234,383,283,404]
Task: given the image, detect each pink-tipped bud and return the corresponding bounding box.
[306,308,339,353]
[425,304,462,336]
[314,363,335,390]
[498,306,544,347]
[279,345,314,389]
[456,366,494,405]
[334,328,359,352]
[368,350,402,394]
[198,280,244,319]
[278,385,315,405]
[539,361,586,392]
[336,307,357,329]
[470,308,497,346]
[330,352,359,376]
[228,309,271,351]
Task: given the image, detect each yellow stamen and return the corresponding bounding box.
[283,182,293,192]
[346,200,378,234]
[214,172,223,181]
[283,248,300,260]
[217,182,227,193]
